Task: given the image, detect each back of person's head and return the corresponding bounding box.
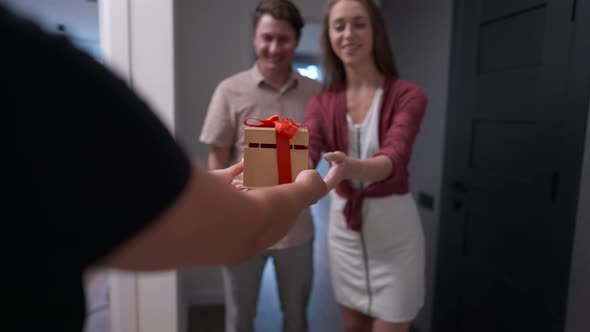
[321,0,399,89]
[253,0,304,40]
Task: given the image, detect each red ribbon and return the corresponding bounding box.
[244,115,303,184]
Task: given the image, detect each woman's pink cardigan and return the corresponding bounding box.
[304,76,427,231]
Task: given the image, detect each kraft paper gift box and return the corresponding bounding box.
[243,119,309,188]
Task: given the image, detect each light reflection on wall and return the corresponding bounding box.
[295,64,323,82]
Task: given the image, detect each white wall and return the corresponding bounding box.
[174,0,254,162]
[0,0,97,37]
[128,0,182,330]
[381,1,454,331]
[0,0,100,58]
[99,5,138,332]
[291,0,381,29]
[101,0,181,331]
[292,0,325,22]
[174,0,256,306]
[296,21,322,57]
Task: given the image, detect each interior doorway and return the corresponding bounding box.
[433,1,589,331]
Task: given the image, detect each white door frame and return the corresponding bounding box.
[98,1,181,332]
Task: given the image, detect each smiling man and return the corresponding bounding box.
[198,1,322,331]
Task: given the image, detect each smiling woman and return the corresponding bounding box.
[305,1,427,332]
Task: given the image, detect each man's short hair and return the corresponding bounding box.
[253,0,304,40]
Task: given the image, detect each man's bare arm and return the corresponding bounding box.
[100,163,326,270]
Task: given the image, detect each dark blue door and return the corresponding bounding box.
[433,0,589,331]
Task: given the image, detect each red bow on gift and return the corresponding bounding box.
[244,115,303,184]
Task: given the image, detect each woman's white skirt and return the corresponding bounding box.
[328,191,426,322]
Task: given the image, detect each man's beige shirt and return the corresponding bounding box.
[199,64,322,250]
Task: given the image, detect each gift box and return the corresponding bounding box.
[243,116,309,188]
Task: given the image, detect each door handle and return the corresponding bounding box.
[452,181,476,194]
[451,181,478,210]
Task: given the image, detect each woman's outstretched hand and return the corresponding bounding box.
[323,151,351,191]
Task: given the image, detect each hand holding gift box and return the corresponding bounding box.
[243,115,309,188]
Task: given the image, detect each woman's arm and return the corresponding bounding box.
[377,91,427,183]
[324,151,392,189]
[323,87,427,189]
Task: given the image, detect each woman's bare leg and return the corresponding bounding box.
[372,319,411,332]
[340,305,373,332]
